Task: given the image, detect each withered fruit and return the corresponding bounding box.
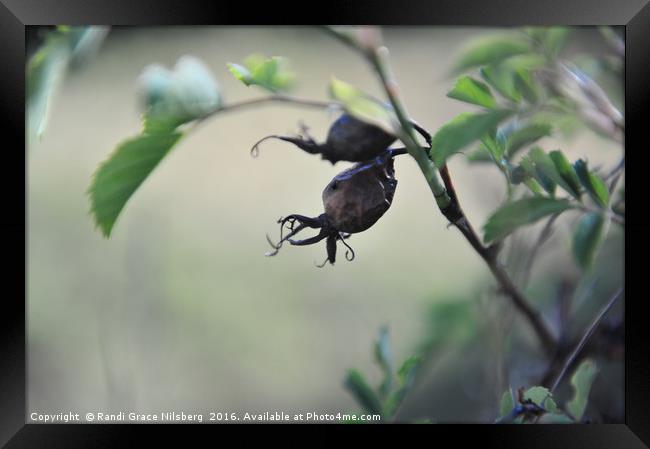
[265,150,401,266]
[251,113,398,164]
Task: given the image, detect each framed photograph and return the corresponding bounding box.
[3,0,648,446]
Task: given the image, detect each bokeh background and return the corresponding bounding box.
[28,26,623,422]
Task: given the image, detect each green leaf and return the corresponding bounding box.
[480,64,522,103]
[572,212,607,269]
[505,123,552,158]
[522,386,555,410]
[502,53,547,72]
[328,77,395,134]
[227,54,295,92]
[483,197,572,243]
[249,56,280,89]
[521,150,556,196]
[431,110,513,167]
[384,356,421,418]
[522,386,549,405]
[534,167,557,196]
[226,63,253,85]
[518,156,540,190]
[549,150,582,199]
[374,326,393,398]
[397,356,421,386]
[480,65,519,103]
[453,35,532,72]
[545,397,559,414]
[479,53,546,104]
[529,147,583,199]
[27,32,73,143]
[139,56,221,128]
[344,369,383,415]
[544,27,572,57]
[142,114,189,135]
[447,75,497,108]
[481,132,505,162]
[523,177,543,195]
[538,413,574,424]
[574,160,610,208]
[499,389,515,419]
[567,359,599,422]
[89,132,184,237]
[513,69,540,104]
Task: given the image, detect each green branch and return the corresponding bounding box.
[324,26,556,354]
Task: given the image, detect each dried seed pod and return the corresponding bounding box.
[322,155,397,233]
[251,113,397,164]
[321,114,397,163]
[265,150,400,266]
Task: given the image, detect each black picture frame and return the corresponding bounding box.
[2,0,648,446]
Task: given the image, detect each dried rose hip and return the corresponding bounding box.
[251,113,398,164]
[266,150,401,266]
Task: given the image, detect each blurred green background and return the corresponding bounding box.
[27,26,623,422]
